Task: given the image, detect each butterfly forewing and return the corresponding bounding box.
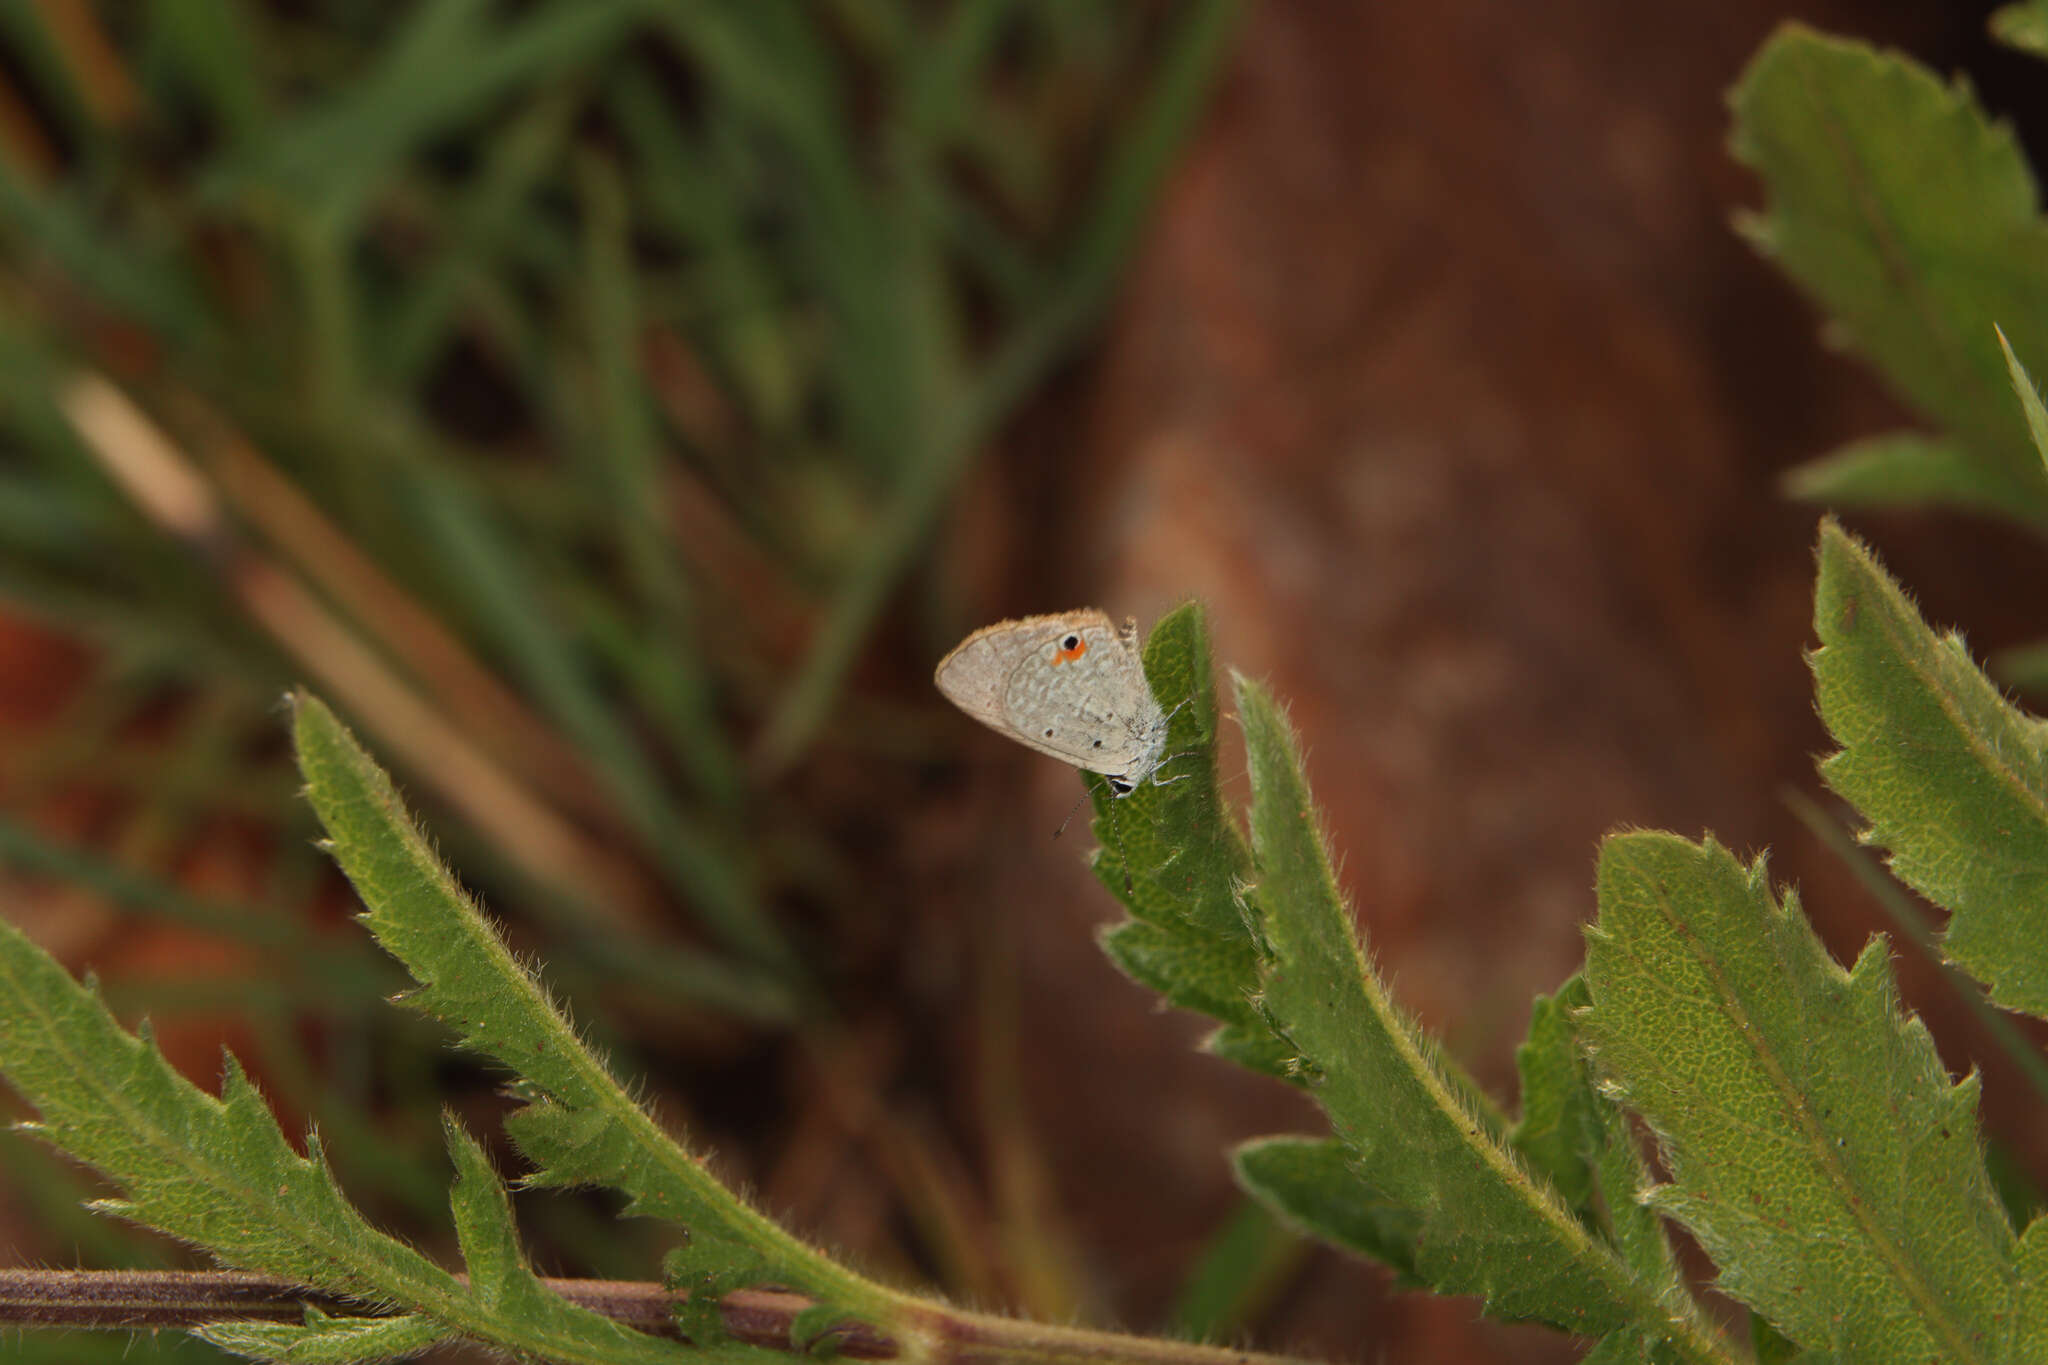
[934,609,1167,786]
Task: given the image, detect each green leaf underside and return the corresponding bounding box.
[289,694,880,1320]
[1087,605,1273,1062]
[1583,833,2048,1360]
[1810,523,2048,1017]
[1731,25,2048,529]
[1231,677,1665,1337]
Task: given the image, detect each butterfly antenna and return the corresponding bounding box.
[1051,787,1090,839]
[1052,783,1135,893]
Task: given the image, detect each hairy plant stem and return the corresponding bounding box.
[0,1268,1316,1365]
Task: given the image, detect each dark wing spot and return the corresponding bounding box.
[1092,739,1103,748]
[1062,635,1079,649]
[1044,728,1054,738]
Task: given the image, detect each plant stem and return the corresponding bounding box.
[0,1268,1325,1365]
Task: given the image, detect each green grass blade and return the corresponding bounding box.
[144,0,270,144]
[1812,520,2048,1017]
[753,0,1244,772]
[403,466,781,970]
[1163,1197,1306,1344]
[219,0,643,230]
[1585,833,2045,1361]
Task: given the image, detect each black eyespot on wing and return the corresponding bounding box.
[1044,728,1054,738]
[1092,739,1102,748]
[1062,635,1079,649]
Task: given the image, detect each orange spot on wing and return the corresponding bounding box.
[1053,638,1088,665]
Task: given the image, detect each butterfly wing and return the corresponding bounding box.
[935,610,1165,781]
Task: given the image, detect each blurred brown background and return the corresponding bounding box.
[4,4,2046,1364]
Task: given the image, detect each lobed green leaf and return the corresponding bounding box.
[0,916,453,1300]
[1228,679,1717,1347]
[1811,522,2048,1016]
[1230,1138,1420,1283]
[1584,832,2048,1361]
[290,692,886,1318]
[1087,605,1272,1061]
[1731,25,2048,530]
[0,907,707,1364]
[443,1118,688,1365]
[1510,978,1681,1296]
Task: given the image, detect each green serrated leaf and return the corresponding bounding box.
[1095,919,1261,1030]
[1202,1021,1301,1082]
[0,902,734,1365]
[1511,978,1682,1293]
[1991,2,2048,59]
[1090,605,1257,936]
[446,1117,528,1306]
[1731,24,2048,530]
[442,1117,690,1365]
[1811,522,2048,1017]
[290,692,883,1319]
[1230,1137,1421,1283]
[1231,678,1722,1349]
[0,909,457,1301]
[1584,832,2047,1361]
[1511,979,1603,1211]
[662,1240,780,1350]
[1779,431,2025,516]
[1081,606,1271,1051]
[193,1309,450,1364]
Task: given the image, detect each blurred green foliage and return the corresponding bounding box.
[0,0,1237,992]
[0,0,1240,1333]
